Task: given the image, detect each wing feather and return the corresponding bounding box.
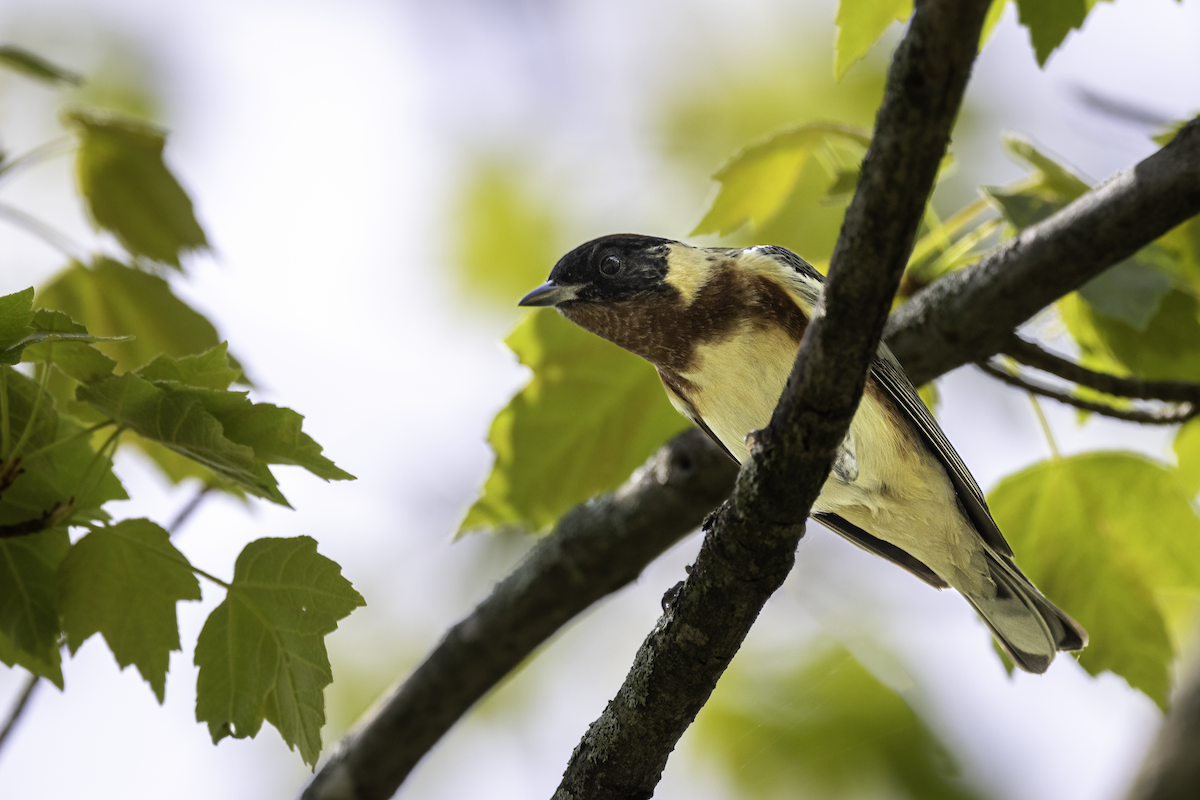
[814,512,948,588]
[763,242,1013,559]
[870,348,1013,557]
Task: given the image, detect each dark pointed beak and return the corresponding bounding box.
[518,280,579,307]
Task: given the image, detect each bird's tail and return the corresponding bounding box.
[962,551,1088,674]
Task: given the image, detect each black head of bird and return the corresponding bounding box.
[520,233,1087,673]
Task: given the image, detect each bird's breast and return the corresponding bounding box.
[678,325,798,459]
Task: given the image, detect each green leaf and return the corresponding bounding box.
[0,288,35,364]
[65,110,208,268]
[0,530,71,670]
[692,123,870,238]
[1003,135,1092,199]
[0,629,63,687]
[461,311,689,535]
[76,373,285,504]
[694,644,983,800]
[58,519,201,702]
[36,258,223,372]
[1014,0,1089,66]
[1077,250,1174,332]
[906,199,999,287]
[193,537,364,766]
[213,402,354,482]
[835,0,912,80]
[124,432,240,493]
[137,343,241,390]
[984,135,1091,230]
[1060,286,1200,382]
[1175,419,1200,499]
[21,310,120,384]
[0,366,128,529]
[0,45,83,86]
[989,453,1200,708]
[979,0,1010,50]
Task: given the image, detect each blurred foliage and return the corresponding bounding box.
[459,309,688,535]
[691,122,870,244]
[990,453,1200,708]
[0,51,355,766]
[981,134,1200,384]
[835,0,912,80]
[452,155,568,309]
[0,45,81,87]
[658,39,886,182]
[38,257,221,369]
[1176,418,1200,498]
[693,644,985,800]
[65,109,208,268]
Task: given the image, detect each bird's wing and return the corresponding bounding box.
[656,368,739,463]
[813,512,949,588]
[870,347,1014,557]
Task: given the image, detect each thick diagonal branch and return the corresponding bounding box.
[887,116,1200,387]
[302,430,737,800]
[552,1,992,798]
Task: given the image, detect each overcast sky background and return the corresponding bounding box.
[1,1,1199,798]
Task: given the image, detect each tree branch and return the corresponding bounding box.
[553,1,991,797]
[307,28,1200,800]
[886,116,1200,387]
[977,360,1197,424]
[302,430,738,800]
[0,675,39,758]
[1001,335,1200,405]
[1125,627,1200,800]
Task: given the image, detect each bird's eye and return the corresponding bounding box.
[599,254,622,276]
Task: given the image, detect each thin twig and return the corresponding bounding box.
[168,484,214,535]
[0,502,68,540]
[0,675,40,758]
[0,202,88,262]
[0,137,74,185]
[1028,394,1062,459]
[978,360,1196,424]
[1003,335,1200,404]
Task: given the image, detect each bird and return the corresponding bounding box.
[518,233,1087,673]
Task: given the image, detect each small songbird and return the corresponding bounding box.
[519,233,1087,673]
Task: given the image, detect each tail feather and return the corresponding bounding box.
[963,551,1088,674]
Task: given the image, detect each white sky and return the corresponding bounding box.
[0,1,1198,798]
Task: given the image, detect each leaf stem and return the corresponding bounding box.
[191,564,230,589]
[72,424,124,501]
[1029,394,1061,460]
[7,348,55,462]
[22,420,116,463]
